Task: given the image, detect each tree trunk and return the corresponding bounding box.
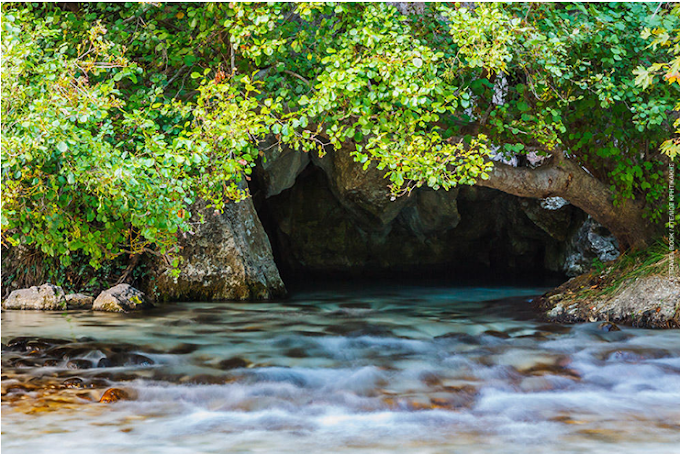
[475,152,655,251]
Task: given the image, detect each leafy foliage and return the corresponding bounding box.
[2,2,678,279]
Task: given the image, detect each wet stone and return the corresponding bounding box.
[10,359,36,369]
[605,348,671,362]
[434,333,481,344]
[4,337,36,352]
[25,340,53,352]
[191,314,223,325]
[2,383,36,396]
[536,324,572,334]
[168,343,200,355]
[285,348,309,358]
[217,357,250,370]
[92,371,141,382]
[180,374,230,385]
[598,322,621,332]
[99,388,129,403]
[62,377,86,388]
[420,371,443,387]
[66,359,93,370]
[104,353,154,367]
[46,346,93,360]
[484,330,511,339]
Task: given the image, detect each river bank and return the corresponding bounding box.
[536,248,679,329]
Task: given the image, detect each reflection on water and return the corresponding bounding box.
[2,285,680,454]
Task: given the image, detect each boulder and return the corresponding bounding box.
[92,284,152,312]
[64,293,94,310]
[563,216,620,276]
[539,274,680,328]
[145,197,286,302]
[2,283,66,310]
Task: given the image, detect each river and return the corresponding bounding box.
[2,284,680,453]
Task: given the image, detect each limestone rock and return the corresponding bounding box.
[401,189,461,237]
[519,198,579,242]
[2,283,66,310]
[539,274,680,329]
[146,198,286,302]
[64,293,94,310]
[268,168,570,276]
[312,145,412,227]
[92,284,151,312]
[563,216,620,276]
[258,141,310,197]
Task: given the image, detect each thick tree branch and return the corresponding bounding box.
[476,154,655,250]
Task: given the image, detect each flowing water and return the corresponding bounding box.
[2,284,680,453]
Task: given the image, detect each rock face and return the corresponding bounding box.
[310,145,410,226]
[2,284,66,310]
[92,284,152,312]
[261,163,583,277]
[538,274,680,328]
[563,216,620,277]
[146,198,286,302]
[257,141,310,197]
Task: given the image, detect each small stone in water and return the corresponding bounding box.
[484,330,510,339]
[168,343,199,355]
[62,377,85,388]
[180,374,230,385]
[97,358,112,368]
[598,322,620,332]
[217,357,250,370]
[66,359,93,370]
[105,353,154,367]
[99,388,129,403]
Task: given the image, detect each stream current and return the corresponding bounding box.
[2,284,680,453]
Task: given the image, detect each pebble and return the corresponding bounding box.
[99,388,129,403]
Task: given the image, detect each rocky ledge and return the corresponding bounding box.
[536,273,679,329]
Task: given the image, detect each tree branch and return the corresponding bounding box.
[476,154,654,250]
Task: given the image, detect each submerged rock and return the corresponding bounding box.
[92,284,152,313]
[104,353,154,367]
[217,357,250,370]
[2,284,66,310]
[66,359,93,370]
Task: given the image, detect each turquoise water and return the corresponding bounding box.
[3,285,680,453]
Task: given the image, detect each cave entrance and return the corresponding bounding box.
[250,159,594,290]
